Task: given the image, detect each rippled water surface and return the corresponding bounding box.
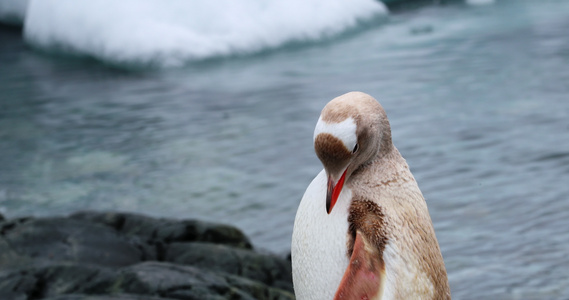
[1,1,569,298]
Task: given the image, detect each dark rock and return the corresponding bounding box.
[0,268,39,300]
[71,211,252,250]
[0,217,142,269]
[0,212,294,300]
[85,262,294,300]
[165,242,293,292]
[0,263,115,299]
[0,262,294,300]
[39,264,115,298]
[0,213,4,222]
[44,295,177,300]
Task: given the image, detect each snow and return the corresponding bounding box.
[0,0,29,25]
[466,0,496,6]
[22,0,387,68]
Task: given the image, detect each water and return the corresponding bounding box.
[1,0,569,298]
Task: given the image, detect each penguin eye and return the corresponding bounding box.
[352,143,359,154]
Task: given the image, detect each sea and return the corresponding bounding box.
[1,0,569,298]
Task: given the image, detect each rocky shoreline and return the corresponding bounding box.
[0,211,294,300]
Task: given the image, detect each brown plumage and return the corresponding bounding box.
[292,91,450,300]
[346,146,450,299]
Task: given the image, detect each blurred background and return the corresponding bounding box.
[1,0,569,298]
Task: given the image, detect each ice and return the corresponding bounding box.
[23,0,387,68]
[466,0,496,6]
[0,0,29,25]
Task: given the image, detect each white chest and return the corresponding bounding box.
[291,170,352,300]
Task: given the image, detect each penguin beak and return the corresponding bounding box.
[326,168,348,214]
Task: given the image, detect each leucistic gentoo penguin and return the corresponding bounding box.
[291,92,450,300]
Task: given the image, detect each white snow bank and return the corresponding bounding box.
[0,0,29,25]
[466,0,495,6]
[24,0,387,68]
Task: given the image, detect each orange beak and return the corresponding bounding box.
[326,169,347,214]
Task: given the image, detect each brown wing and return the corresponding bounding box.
[334,199,388,300]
